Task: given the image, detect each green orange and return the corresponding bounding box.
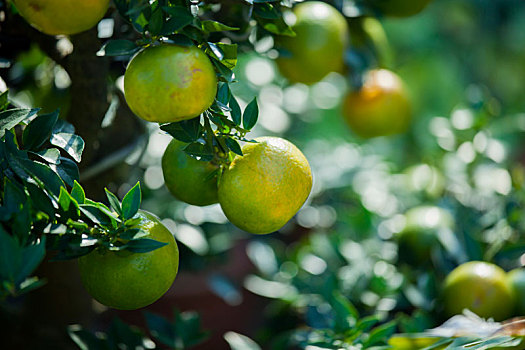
[275,1,349,84]
[507,268,525,315]
[162,139,219,206]
[342,69,411,138]
[78,210,179,310]
[442,261,515,321]
[13,0,109,35]
[218,137,312,234]
[396,206,453,264]
[124,44,217,123]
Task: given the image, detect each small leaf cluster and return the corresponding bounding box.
[0,100,158,299]
[68,309,208,350]
[99,0,294,162]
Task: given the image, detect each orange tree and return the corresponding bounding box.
[3,0,525,349]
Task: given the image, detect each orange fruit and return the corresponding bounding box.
[78,210,179,310]
[367,0,433,17]
[275,1,349,84]
[442,261,515,321]
[342,69,411,138]
[218,137,312,234]
[396,206,453,264]
[161,139,219,206]
[124,44,217,123]
[507,268,525,315]
[12,0,109,35]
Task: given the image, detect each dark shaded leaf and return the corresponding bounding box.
[160,117,201,143]
[225,137,243,156]
[52,157,80,187]
[105,188,122,216]
[125,238,168,253]
[98,40,139,57]
[229,95,242,126]
[243,97,259,130]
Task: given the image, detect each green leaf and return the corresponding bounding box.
[16,237,46,285]
[50,132,84,162]
[217,82,231,105]
[210,57,235,83]
[224,137,243,156]
[58,187,78,214]
[201,20,239,33]
[183,142,213,161]
[13,157,66,196]
[121,182,141,220]
[0,90,8,111]
[206,42,238,69]
[253,3,280,19]
[364,321,397,347]
[125,238,168,253]
[22,110,59,150]
[258,17,295,36]
[33,148,61,164]
[167,34,194,46]
[160,117,201,143]
[229,95,242,126]
[0,108,39,138]
[161,6,194,34]
[79,204,116,227]
[98,40,139,57]
[52,157,80,187]
[243,97,259,130]
[148,5,164,36]
[0,229,19,281]
[144,311,176,347]
[71,181,86,204]
[105,188,122,216]
[26,182,55,218]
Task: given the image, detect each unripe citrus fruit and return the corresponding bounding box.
[162,139,219,206]
[367,0,433,17]
[396,206,453,264]
[342,69,411,138]
[124,44,217,123]
[275,1,349,85]
[442,261,515,321]
[507,268,525,315]
[218,137,312,234]
[78,210,179,310]
[12,0,109,35]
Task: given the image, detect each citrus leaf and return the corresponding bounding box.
[242,97,258,130]
[16,237,46,285]
[52,157,80,187]
[229,95,241,126]
[201,20,239,33]
[161,6,194,33]
[105,188,122,216]
[160,117,201,143]
[71,181,86,204]
[33,148,61,164]
[121,182,141,220]
[50,132,84,163]
[0,108,39,138]
[125,238,168,253]
[224,137,243,156]
[0,90,8,111]
[98,40,139,57]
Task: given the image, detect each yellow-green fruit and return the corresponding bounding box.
[218,137,313,234]
[124,44,217,123]
[442,261,515,321]
[396,206,453,264]
[342,69,411,138]
[507,268,525,315]
[162,139,219,206]
[275,1,349,84]
[78,210,179,310]
[13,0,109,35]
[368,0,433,17]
